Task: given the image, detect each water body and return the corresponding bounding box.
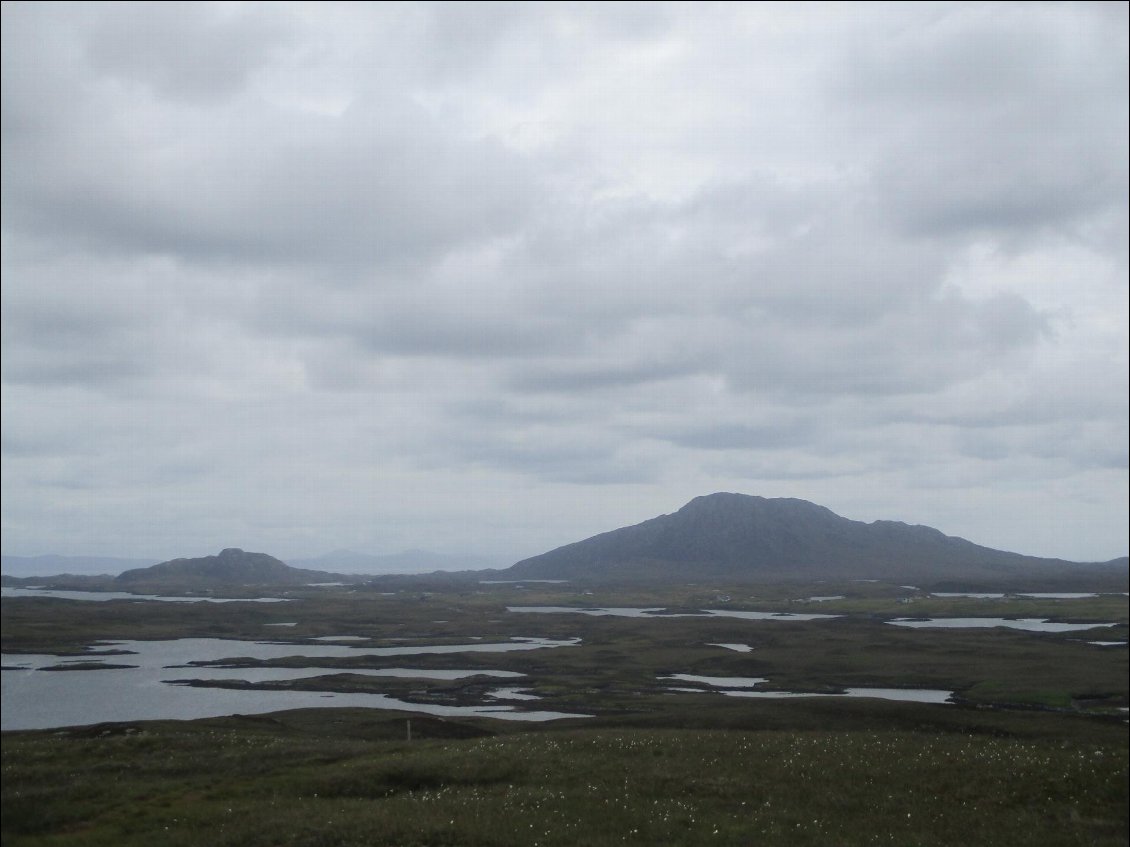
[663,673,768,688]
[722,687,954,704]
[930,592,1101,600]
[664,675,952,704]
[485,687,542,701]
[1017,593,1098,599]
[1,636,584,730]
[887,618,1118,633]
[507,606,839,622]
[930,593,1006,599]
[170,667,526,683]
[1,588,289,603]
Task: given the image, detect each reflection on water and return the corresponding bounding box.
[930,592,1102,600]
[167,667,526,683]
[931,593,1005,599]
[663,674,953,704]
[485,687,542,701]
[722,687,954,704]
[1,587,289,603]
[1018,593,1098,599]
[709,643,755,653]
[662,673,767,688]
[508,606,839,622]
[887,618,1118,633]
[1,636,585,730]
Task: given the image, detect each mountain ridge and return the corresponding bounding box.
[503,492,1127,584]
[4,494,1125,590]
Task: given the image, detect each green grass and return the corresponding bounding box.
[3,721,1126,846]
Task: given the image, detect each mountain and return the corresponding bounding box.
[504,493,1129,586]
[115,548,351,588]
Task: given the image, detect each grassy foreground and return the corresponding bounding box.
[3,712,1127,847]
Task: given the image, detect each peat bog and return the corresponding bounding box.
[2,579,1127,845]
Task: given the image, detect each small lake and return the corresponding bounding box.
[0,636,585,730]
[485,687,542,701]
[931,592,1005,599]
[1,588,290,603]
[929,592,1103,600]
[507,606,839,622]
[662,674,953,704]
[722,687,954,704]
[887,617,1119,633]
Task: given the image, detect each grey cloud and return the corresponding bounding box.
[84,2,290,102]
[428,423,663,486]
[1,272,155,388]
[719,306,1044,399]
[507,359,703,394]
[955,419,1129,471]
[1,4,1125,563]
[422,1,530,81]
[3,5,536,269]
[832,4,1128,237]
[4,96,534,267]
[874,142,1126,238]
[665,421,820,453]
[903,363,1129,430]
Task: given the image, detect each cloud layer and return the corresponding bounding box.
[3,2,1126,563]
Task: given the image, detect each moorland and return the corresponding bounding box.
[2,575,1127,846]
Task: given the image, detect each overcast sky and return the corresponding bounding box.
[2,2,1127,566]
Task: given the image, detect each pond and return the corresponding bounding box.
[1,587,290,603]
[661,674,953,704]
[507,606,839,622]
[0,636,585,730]
[929,592,1103,600]
[886,617,1119,633]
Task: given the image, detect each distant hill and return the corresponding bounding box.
[288,549,503,574]
[1,554,158,577]
[504,493,1129,587]
[115,548,353,588]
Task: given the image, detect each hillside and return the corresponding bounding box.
[114,548,348,588]
[504,493,1128,586]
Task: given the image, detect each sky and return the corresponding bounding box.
[2,1,1127,567]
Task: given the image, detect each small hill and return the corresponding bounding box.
[1,554,158,578]
[115,548,347,588]
[504,493,1128,587]
[290,548,503,574]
